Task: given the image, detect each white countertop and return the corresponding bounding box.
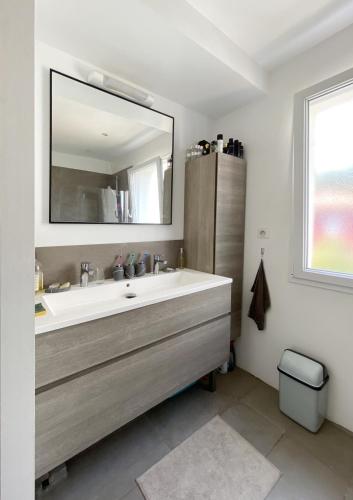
[35,269,232,335]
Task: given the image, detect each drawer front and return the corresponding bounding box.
[36,315,230,477]
[36,285,231,389]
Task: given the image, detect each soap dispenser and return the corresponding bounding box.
[35,259,44,292]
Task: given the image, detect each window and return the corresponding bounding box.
[292,69,353,290]
[128,157,163,223]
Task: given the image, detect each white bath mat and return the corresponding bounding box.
[137,415,280,500]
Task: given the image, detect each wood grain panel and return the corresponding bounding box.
[36,315,230,477]
[215,154,246,339]
[36,285,231,389]
[184,154,216,273]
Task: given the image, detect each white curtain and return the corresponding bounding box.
[128,157,163,223]
[99,186,118,223]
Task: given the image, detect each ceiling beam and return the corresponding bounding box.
[144,0,268,94]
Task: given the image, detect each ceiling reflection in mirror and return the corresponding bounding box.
[50,71,174,224]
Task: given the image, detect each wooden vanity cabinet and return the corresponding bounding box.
[184,152,246,339]
[35,285,231,478]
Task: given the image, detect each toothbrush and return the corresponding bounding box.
[114,255,123,267]
[128,253,135,266]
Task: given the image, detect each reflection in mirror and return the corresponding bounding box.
[50,70,174,224]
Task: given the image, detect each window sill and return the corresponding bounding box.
[289,272,353,295]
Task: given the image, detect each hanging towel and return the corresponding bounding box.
[248,259,271,331]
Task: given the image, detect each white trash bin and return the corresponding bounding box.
[277,349,329,432]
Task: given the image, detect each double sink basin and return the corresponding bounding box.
[35,269,232,334]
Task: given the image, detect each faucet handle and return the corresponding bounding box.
[81,261,91,271]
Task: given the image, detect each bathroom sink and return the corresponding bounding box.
[36,269,232,334]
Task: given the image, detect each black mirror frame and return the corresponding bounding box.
[49,68,174,225]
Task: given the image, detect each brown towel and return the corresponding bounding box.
[248,259,270,331]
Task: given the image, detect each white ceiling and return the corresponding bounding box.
[186,0,353,67]
[52,70,173,161]
[52,96,165,161]
[36,0,353,117]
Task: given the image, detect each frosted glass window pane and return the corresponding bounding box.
[307,83,353,275]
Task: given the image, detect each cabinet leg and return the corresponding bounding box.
[207,370,217,392]
[36,463,68,497]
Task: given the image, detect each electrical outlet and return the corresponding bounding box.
[257,228,269,239]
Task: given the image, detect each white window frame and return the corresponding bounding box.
[292,67,353,293]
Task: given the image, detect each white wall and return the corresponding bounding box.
[112,133,171,173]
[0,1,35,498]
[52,151,112,174]
[36,42,212,247]
[215,24,353,432]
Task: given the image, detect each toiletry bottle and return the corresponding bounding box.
[178,248,185,269]
[227,138,234,155]
[211,140,217,153]
[186,146,191,162]
[217,134,223,153]
[234,139,239,157]
[198,140,210,155]
[35,259,44,292]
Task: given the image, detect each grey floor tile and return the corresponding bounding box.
[36,370,353,500]
[120,486,145,500]
[221,402,284,456]
[242,380,353,482]
[284,419,353,483]
[345,486,353,500]
[240,380,288,431]
[268,436,349,500]
[146,383,232,449]
[266,476,302,500]
[216,368,260,400]
[39,415,169,500]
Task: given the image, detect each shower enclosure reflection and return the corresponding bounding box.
[50,70,174,224]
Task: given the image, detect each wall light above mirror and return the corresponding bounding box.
[50,70,174,225]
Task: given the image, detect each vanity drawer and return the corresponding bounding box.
[36,314,230,477]
[36,284,231,389]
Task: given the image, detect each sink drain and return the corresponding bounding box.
[125,292,137,299]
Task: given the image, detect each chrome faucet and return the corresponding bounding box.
[153,255,167,274]
[80,262,91,287]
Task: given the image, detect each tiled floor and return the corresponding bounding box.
[38,369,353,500]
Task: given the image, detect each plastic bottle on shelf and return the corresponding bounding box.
[227,138,234,155]
[35,259,44,292]
[178,248,185,269]
[217,134,223,153]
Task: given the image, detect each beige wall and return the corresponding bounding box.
[36,240,183,286]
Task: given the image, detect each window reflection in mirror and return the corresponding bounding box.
[50,70,174,225]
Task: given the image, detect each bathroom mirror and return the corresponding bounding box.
[50,70,174,224]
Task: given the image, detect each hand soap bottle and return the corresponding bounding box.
[35,259,44,292]
[178,248,185,269]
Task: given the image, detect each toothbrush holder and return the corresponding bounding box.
[135,261,146,277]
[124,263,135,279]
[113,265,124,281]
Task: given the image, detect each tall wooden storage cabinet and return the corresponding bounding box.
[184,152,246,339]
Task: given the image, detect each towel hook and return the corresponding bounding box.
[261,247,265,257]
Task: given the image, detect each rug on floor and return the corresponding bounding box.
[137,415,280,500]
